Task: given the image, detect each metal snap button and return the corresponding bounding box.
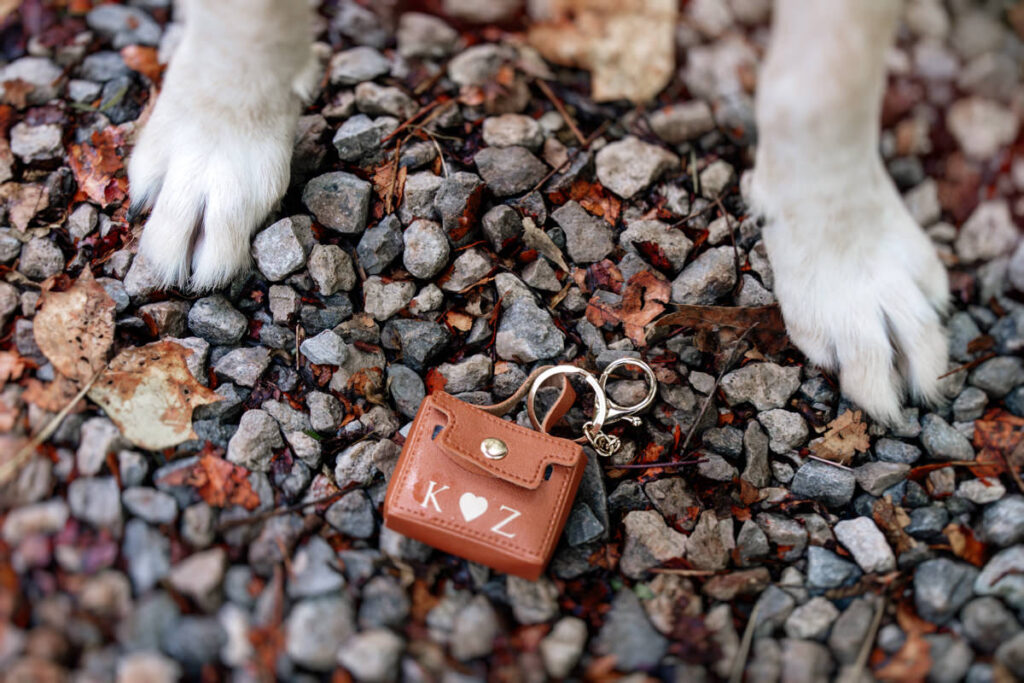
[480,437,508,460]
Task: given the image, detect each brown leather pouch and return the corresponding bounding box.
[383,377,585,580]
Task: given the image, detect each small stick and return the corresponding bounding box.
[728,601,761,683]
[649,568,718,577]
[937,352,996,379]
[609,457,704,470]
[535,79,586,146]
[1,370,101,486]
[380,100,442,145]
[841,596,886,683]
[216,490,347,531]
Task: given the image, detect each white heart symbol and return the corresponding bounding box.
[459,493,488,522]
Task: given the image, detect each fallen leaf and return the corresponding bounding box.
[811,410,871,466]
[0,182,48,230]
[1,79,34,108]
[0,351,27,384]
[34,270,115,382]
[120,45,164,85]
[527,0,677,103]
[88,341,222,450]
[653,304,789,355]
[973,409,1024,479]
[875,632,931,682]
[443,310,474,332]
[158,453,261,510]
[567,179,621,226]
[372,157,407,214]
[872,496,917,555]
[424,368,447,395]
[22,375,88,413]
[522,216,569,273]
[586,270,670,346]
[943,522,988,567]
[67,126,129,207]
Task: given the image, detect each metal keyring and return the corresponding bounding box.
[598,358,658,425]
[527,365,608,437]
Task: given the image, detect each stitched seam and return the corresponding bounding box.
[434,392,578,486]
[389,395,578,557]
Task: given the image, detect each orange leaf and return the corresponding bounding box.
[585,270,670,346]
[943,522,988,567]
[424,367,447,395]
[34,269,115,382]
[811,410,871,466]
[159,453,261,511]
[67,126,129,207]
[653,304,789,355]
[120,46,164,85]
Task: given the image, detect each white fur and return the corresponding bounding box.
[752,0,949,423]
[128,0,316,291]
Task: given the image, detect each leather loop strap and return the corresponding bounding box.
[477,365,578,436]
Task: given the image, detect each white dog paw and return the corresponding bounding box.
[128,41,306,291]
[756,178,949,424]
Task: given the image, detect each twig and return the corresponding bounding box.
[937,352,996,379]
[535,79,586,146]
[807,455,855,471]
[527,120,610,195]
[215,490,347,531]
[677,325,755,457]
[649,568,718,577]
[728,601,761,683]
[610,457,704,470]
[380,100,442,145]
[1,370,102,486]
[841,596,886,683]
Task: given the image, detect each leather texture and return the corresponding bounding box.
[383,389,586,580]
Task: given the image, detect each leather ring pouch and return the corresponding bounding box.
[383,373,585,580]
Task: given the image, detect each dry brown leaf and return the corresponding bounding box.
[372,158,407,214]
[22,375,88,414]
[120,45,164,85]
[0,182,48,231]
[157,453,261,510]
[0,351,27,385]
[653,303,789,355]
[68,126,129,207]
[88,341,222,450]
[943,522,988,567]
[522,216,569,273]
[528,0,677,103]
[811,410,870,466]
[34,270,115,383]
[586,270,670,346]
[872,497,917,555]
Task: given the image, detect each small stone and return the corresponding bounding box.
[920,413,975,461]
[442,247,492,291]
[784,597,839,641]
[226,410,284,472]
[86,4,160,47]
[285,597,355,671]
[550,201,615,264]
[357,214,403,274]
[212,347,271,387]
[540,617,587,678]
[975,546,1024,611]
[438,354,492,393]
[915,558,979,624]
[979,495,1024,546]
[953,387,989,422]
[482,204,523,250]
[482,114,544,150]
[168,548,226,611]
[758,409,808,453]
[699,160,736,199]
[188,296,246,345]
[620,510,687,578]
[77,416,124,476]
[495,299,565,363]
[969,356,1024,398]
[619,219,693,272]
[756,513,807,562]
[507,576,559,625]
[68,476,122,532]
[956,199,1019,263]
[2,499,68,544]
[329,46,389,86]
[947,97,1019,160]
[388,364,425,419]
[397,12,458,59]
[997,632,1024,679]
[308,391,344,432]
[123,519,170,593]
[355,82,416,119]
[957,477,1005,505]
[288,536,345,599]
[595,136,679,199]
[300,330,348,366]
[117,652,181,683]
[433,172,484,243]
[753,585,795,637]
[807,546,861,590]
[522,258,561,291]
[0,57,63,105]
[450,595,500,661]
[10,122,62,162]
[855,462,911,496]
[251,216,314,281]
[875,438,922,464]
[789,459,857,508]
[302,172,372,234]
[474,146,547,197]
[671,246,737,304]
[594,589,668,671]
[325,489,375,539]
[403,219,450,279]
[834,517,895,573]
[17,237,64,280]
[363,276,416,321]
[648,101,716,143]
[962,597,1021,653]
[721,363,801,411]
[338,629,404,682]
[122,487,177,525]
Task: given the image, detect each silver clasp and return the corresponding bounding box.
[526,358,657,458]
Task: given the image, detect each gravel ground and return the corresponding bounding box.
[2,1,1024,681]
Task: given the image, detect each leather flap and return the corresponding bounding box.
[427,392,583,490]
